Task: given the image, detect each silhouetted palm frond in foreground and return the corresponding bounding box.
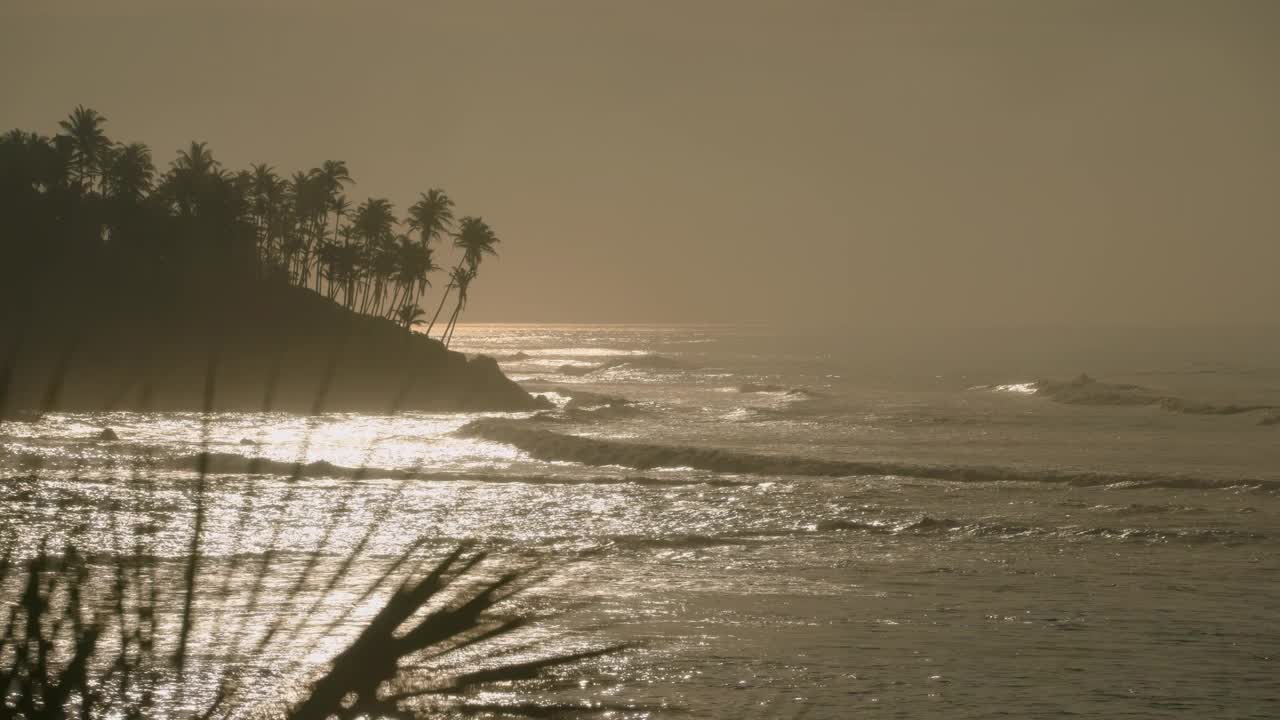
[0,543,636,719]
[290,547,629,720]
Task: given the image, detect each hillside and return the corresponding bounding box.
[0,276,542,414]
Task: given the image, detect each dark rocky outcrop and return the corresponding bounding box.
[0,278,539,413]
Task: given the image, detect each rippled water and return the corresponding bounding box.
[3,324,1279,718]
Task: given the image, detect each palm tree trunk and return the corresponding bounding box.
[425,283,454,338]
[443,304,462,348]
[443,291,467,347]
[388,283,407,319]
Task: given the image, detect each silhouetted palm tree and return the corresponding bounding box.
[425,265,461,338]
[395,302,428,330]
[406,189,454,253]
[318,160,353,197]
[57,105,110,192]
[335,230,363,304]
[384,235,438,319]
[435,217,499,343]
[165,141,223,217]
[319,195,352,296]
[453,215,500,271]
[102,142,155,203]
[442,266,475,348]
[351,198,396,246]
[317,161,353,286]
[350,198,397,310]
[249,164,287,270]
[287,170,325,283]
[173,141,218,178]
[0,130,70,195]
[329,194,352,246]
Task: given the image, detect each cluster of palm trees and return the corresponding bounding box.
[1,106,500,346]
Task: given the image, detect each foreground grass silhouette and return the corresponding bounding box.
[0,543,629,719]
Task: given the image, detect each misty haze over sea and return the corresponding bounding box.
[3,0,1279,717]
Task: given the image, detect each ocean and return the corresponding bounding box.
[3,323,1278,718]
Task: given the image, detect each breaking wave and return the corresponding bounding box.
[814,516,1265,544]
[457,419,1280,492]
[1068,502,1210,516]
[547,518,1269,550]
[522,387,648,422]
[735,383,824,398]
[1002,374,1279,417]
[165,451,749,487]
[555,354,690,376]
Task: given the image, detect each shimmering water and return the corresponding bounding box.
[3,324,1279,717]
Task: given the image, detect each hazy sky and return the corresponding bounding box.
[2,1,1277,327]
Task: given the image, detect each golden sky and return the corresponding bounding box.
[3,1,1277,326]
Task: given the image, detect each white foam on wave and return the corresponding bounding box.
[520,347,654,358]
[513,358,599,368]
[993,383,1038,394]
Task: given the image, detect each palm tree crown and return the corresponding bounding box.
[103,142,155,202]
[406,189,454,252]
[165,141,223,217]
[352,198,396,244]
[57,105,109,191]
[173,141,219,179]
[452,216,499,271]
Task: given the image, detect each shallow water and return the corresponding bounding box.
[3,324,1279,717]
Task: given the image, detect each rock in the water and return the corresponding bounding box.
[98,427,119,441]
[239,438,259,445]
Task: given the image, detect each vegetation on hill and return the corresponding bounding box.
[0,107,534,412]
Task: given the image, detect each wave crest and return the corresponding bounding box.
[166,451,747,487]
[735,383,824,398]
[555,354,689,377]
[816,515,1264,544]
[457,419,1280,491]
[1024,374,1279,417]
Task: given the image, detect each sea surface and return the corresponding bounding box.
[3,323,1279,718]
